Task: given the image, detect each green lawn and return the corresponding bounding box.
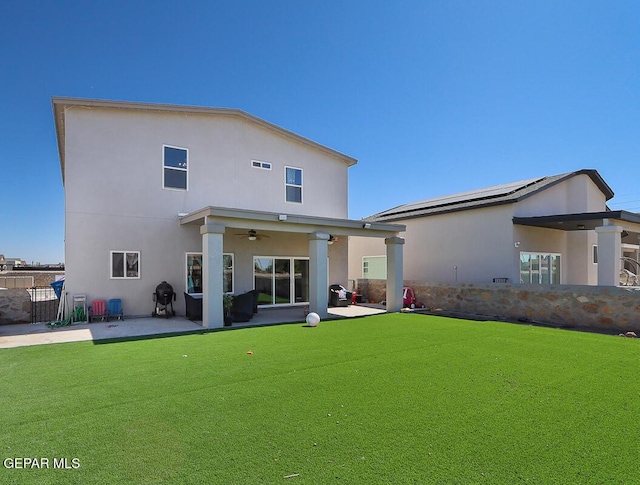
[1,314,639,484]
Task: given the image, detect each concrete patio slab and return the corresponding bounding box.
[0,304,387,349]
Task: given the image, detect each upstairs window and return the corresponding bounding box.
[285,166,303,203]
[163,145,188,190]
[252,160,272,170]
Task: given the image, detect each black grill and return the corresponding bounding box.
[152,281,175,318]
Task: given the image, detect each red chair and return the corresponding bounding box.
[89,299,108,322]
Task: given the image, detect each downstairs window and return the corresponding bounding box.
[520,252,561,284]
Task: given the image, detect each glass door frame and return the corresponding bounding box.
[253,256,310,307]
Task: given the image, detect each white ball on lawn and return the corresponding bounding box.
[306,312,320,326]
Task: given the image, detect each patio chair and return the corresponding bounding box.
[89,299,108,322]
[329,284,350,307]
[108,298,124,321]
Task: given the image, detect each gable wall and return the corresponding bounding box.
[515,173,607,217]
[64,106,349,220]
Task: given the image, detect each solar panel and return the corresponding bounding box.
[376,177,543,216]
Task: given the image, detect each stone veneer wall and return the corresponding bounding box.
[0,289,31,324]
[0,272,64,324]
[356,279,640,333]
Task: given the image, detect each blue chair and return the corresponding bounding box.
[108,299,124,321]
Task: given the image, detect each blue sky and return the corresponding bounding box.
[2,1,639,264]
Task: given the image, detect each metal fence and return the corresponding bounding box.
[29,286,59,324]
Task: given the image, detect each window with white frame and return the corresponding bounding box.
[163,145,188,190]
[520,252,561,284]
[186,253,234,294]
[362,256,387,279]
[254,256,309,305]
[592,245,598,264]
[285,166,303,203]
[252,160,272,170]
[111,251,140,279]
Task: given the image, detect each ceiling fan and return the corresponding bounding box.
[236,229,270,241]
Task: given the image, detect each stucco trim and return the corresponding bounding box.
[180,206,405,238]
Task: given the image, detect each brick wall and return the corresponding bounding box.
[357,279,640,333]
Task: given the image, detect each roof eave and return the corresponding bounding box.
[180,206,405,237]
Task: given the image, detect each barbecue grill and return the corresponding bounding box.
[152,281,176,318]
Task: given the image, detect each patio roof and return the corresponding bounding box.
[513,210,640,242]
[179,206,405,238]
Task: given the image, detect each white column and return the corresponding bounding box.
[595,225,622,286]
[385,236,405,312]
[308,232,330,319]
[200,222,226,328]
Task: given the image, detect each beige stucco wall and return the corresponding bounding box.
[64,107,349,219]
[347,236,386,282]
[349,204,517,284]
[63,106,351,317]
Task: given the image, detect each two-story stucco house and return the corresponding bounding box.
[349,169,640,288]
[53,97,405,327]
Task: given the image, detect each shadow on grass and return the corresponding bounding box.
[90,318,340,345]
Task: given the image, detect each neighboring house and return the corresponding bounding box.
[349,170,640,287]
[53,97,405,327]
[0,255,27,272]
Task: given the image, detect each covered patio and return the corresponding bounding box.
[179,206,405,328]
[514,210,640,286]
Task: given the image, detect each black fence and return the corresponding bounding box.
[30,287,59,324]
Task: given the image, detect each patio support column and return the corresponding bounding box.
[385,236,405,312]
[200,222,226,328]
[595,224,622,286]
[308,232,330,319]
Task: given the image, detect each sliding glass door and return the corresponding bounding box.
[254,257,309,306]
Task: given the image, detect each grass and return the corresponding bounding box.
[1,313,639,484]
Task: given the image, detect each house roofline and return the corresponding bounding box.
[513,169,614,203]
[367,169,615,222]
[52,97,358,185]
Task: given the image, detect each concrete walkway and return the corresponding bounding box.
[0,304,386,349]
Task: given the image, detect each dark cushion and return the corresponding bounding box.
[232,292,254,322]
[248,289,259,313]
